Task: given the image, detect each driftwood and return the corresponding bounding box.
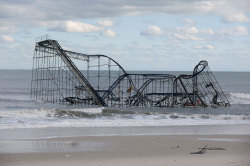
[190,145,208,154]
[198,147,226,150]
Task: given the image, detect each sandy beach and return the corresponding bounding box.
[0,134,249,166]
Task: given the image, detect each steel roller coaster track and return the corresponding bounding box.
[31,36,230,108]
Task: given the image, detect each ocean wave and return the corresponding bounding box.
[54,108,107,118]
[0,91,29,95]
[0,109,54,119]
[229,93,250,104]
[0,108,104,119]
[0,108,250,129]
[0,97,33,103]
[1,116,250,129]
[1,107,250,120]
[102,108,136,114]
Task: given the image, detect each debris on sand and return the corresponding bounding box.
[191,145,208,154]
[198,147,226,150]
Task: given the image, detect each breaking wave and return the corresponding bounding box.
[0,108,103,119]
[229,93,250,104]
[0,107,250,129]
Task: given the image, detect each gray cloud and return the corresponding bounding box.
[0,0,249,26]
[0,0,249,70]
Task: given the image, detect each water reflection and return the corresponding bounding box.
[0,140,106,153]
[32,140,78,149]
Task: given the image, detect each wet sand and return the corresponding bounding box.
[1,134,250,166]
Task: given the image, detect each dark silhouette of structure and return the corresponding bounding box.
[31,36,230,108]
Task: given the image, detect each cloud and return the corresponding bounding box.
[219,26,248,36]
[0,1,213,20]
[212,0,250,23]
[0,0,249,28]
[98,20,114,27]
[173,26,213,41]
[174,33,203,41]
[49,21,101,33]
[176,26,214,35]
[195,45,215,49]
[1,35,14,42]
[171,25,248,42]
[200,29,214,35]
[205,45,214,49]
[186,26,199,34]
[221,12,249,23]
[100,29,116,37]
[141,25,163,36]
[0,26,17,33]
[183,18,195,26]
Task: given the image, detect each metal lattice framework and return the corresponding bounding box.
[31,37,230,108]
[173,61,230,107]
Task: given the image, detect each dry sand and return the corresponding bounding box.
[0,134,249,166]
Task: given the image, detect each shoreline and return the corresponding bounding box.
[0,124,250,141]
[0,134,249,166]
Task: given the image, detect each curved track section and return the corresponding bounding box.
[31,38,176,107]
[31,37,229,108]
[173,60,230,107]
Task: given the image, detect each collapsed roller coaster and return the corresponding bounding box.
[31,36,230,108]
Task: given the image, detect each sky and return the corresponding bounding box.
[0,0,249,71]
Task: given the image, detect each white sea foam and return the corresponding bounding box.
[0,109,54,118]
[0,109,249,129]
[1,118,249,129]
[229,93,250,104]
[0,107,104,119]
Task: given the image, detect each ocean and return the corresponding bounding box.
[0,70,250,129]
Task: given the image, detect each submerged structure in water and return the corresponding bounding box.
[31,36,230,108]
